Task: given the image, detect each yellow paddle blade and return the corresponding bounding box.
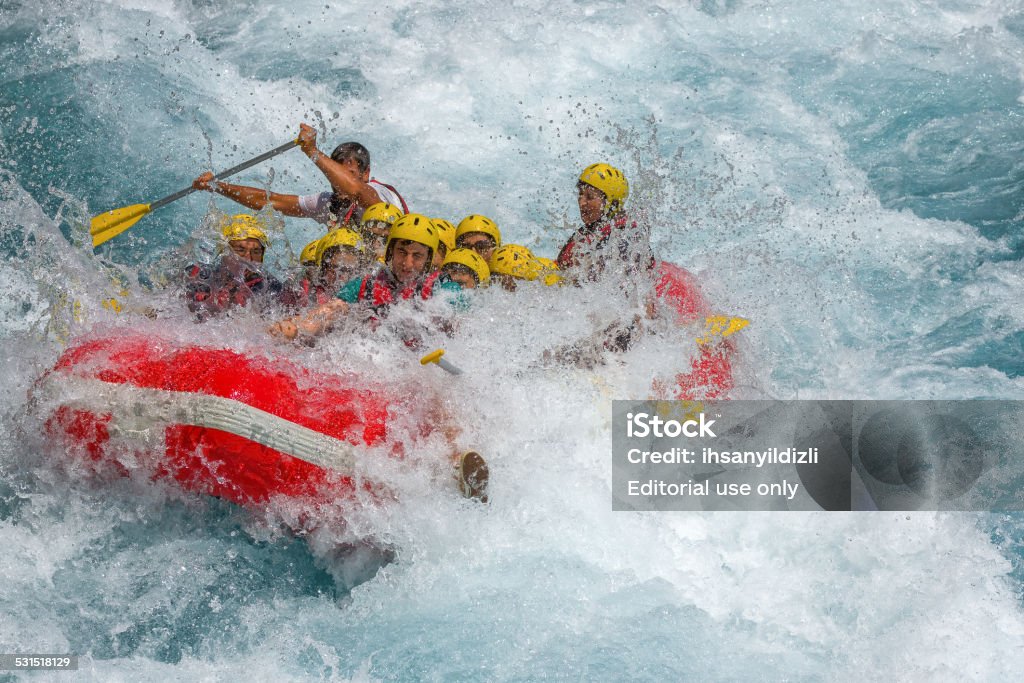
[420,349,446,366]
[696,315,750,345]
[90,203,152,247]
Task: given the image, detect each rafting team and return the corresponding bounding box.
[180,122,729,502]
[184,123,688,347]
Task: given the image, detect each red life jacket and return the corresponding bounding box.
[352,269,441,349]
[556,217,619,269]
[356,269,441,307]
[556,213,653,276]
[292,278,334,308]
[186,264,269,310]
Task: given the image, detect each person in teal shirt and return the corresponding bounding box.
[270,213,460,340]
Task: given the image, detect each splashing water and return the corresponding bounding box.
[2,0,1024,679]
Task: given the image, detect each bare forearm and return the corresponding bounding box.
[212,182,303,216]
[269,299,349,340]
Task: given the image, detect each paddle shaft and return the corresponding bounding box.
[150,139,300,212]
[435,357,463,375]
[420,349,464,375]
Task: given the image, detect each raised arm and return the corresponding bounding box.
[297,123,383,209]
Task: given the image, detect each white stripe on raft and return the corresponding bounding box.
[34,374,358,474]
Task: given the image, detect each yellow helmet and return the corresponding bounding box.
[221,214,269,249]
[386,213,439,264]
[299,238,321,265]
[455,214,502,247]
[535,256,558,272]
[361,202,404,226]
[442,247,490,284]
[316,228,363,265]
[578,163,629,216]
[432,218,457,252]
[489,244,540,280]
[534,256,563,286]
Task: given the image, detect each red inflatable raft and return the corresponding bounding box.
[38,336,404,508]
[37,261,739,509]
